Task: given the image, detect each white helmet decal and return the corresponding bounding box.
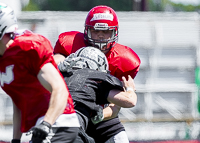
[91,13,114,21]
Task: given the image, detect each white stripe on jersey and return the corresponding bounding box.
[35,113,80,127]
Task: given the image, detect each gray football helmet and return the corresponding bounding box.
[74,46,109,72]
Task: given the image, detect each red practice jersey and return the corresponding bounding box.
[54,31,141,80]
[0,32,75,132]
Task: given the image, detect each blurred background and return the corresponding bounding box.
[0,0,200,142]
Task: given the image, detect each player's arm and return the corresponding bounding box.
[107,75,137,108]
[37,62,69,125]
[31,62,69,141]
[107,89,136,108]
[92,75,137,123]
[12,101,22,141]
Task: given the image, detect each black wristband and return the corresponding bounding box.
[41,121,52,128]
[11,139,20,143]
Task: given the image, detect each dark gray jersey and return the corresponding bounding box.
[62,68,125,143]
[61,68,123,120]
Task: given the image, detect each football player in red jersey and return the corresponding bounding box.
[54,5,141,143]
[0,3,80,143]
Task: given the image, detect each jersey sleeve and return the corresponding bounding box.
[107,45,141,81]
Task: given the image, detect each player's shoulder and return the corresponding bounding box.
[58,31,84,40]
[15,32,49,44]
[14,32,51,51]
[113,43,138,55]
[110,43,141,63]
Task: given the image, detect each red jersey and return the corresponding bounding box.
[0,32,75,132]
[54,31,141,80]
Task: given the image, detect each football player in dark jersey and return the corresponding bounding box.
[60,46,137,143]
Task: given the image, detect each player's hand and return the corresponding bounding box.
[122,75,136,92]
[30,121,51,143]
[91,105,104,124]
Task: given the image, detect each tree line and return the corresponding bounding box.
[23,0,200,12]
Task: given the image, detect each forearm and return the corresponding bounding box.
[107,89,137,108]
[38,63,69,125]
[103,104,121,121]
[12,102,22,139]
[120,90,137,107]
[107,75,137,108]
[44,89,68,125]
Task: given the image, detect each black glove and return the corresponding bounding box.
[30,121,51,143]
[11,139,20,143]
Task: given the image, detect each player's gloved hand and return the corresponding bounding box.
[11,139,20,143]
[91,105,104,124]
[30,121,51,143]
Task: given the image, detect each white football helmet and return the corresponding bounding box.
[73,46,109,72]
[0,3,18,40]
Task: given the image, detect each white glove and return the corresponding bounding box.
[91,106,104,124]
